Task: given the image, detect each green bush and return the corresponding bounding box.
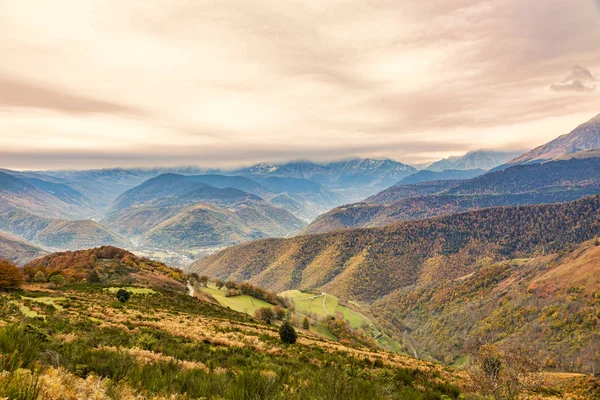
[116,289,131,303]
[279,321,297,344]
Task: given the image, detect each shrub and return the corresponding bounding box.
[279,321,297,344]
[33,271,46,283]
[254,307,274,324]
[302,316,310,330]
[116,289,131,303]
[273,305,287,320]
[49,274,66,287]
[0,260,24,290]
[88,270,101,284]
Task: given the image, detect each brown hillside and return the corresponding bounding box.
[24,246,185,290]
[192,195,600,302]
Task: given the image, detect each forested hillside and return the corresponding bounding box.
[192,195,600,302]
[373,238,600,373]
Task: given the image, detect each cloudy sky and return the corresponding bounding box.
[1,0,599,170]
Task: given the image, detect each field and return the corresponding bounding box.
[280,290,404,352]
[200,285,275,315]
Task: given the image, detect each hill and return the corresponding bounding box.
[1,248,596,398]
[192,195,600,303]
[140,203,269,249]
[503,112,600,166]
[103,174,305,242]
[22,246,185,289]
[303,157,600,234]
[0,208,130,250]
[426,150,524,172]
[0,248,473,400]
[0,230,47,264]
[0,171,83,219]
[373,238,600,373]
[396,169,486,186]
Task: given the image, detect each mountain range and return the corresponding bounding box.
[1,112,600,267]
[425,150,524,172]
[302,156,600,234]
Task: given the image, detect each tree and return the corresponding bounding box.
[49,274,66,287]
[116,289,131,303]
[33,271,46,283]
[467,342,541,400]
[199,275,209,287]
[88,270,101,283]
[302,316,310,330]
[214,278,224,290]
[273,305,287,320]
[0,259,24,290]
[225,280,238,290]
[254,307,274,324]
[279,321,297,344]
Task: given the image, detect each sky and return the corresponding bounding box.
[1,0,599,170]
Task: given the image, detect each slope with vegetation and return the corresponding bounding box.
[192,197,600,380]
[193,195,600,302]
[0,208,130,250]
[0,249,470,400]
[0,230,47,265]
[373,238,600,373]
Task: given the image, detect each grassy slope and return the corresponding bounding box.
[0,281,465,400]
[281,290,404,353]
[200,285,275,314]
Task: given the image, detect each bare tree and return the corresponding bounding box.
[467,341,541,400]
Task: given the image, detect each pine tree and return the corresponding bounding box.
[302,316,310,330]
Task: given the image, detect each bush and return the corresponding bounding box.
[33,271,46,283]
[88,270,101,284]
[279,321,297,344]
[49,274,66,287]
[302,316,310,330]
[254,307,274,324]
[0,260,24,290]
[116,289,131,303]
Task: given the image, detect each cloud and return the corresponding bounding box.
[551,66,596,93]
[0,0,599,169]
[0,75,139,114]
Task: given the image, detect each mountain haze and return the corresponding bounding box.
[425,150,523,172]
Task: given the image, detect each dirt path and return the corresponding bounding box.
[322,292,330,315]
[187,281,195,297]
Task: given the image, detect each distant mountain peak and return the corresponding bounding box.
[505,112,600,166]
[426,150,524,172]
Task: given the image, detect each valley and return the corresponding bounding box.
[2,112,600,398]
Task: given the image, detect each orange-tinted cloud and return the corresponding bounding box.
[0,0,598,170]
